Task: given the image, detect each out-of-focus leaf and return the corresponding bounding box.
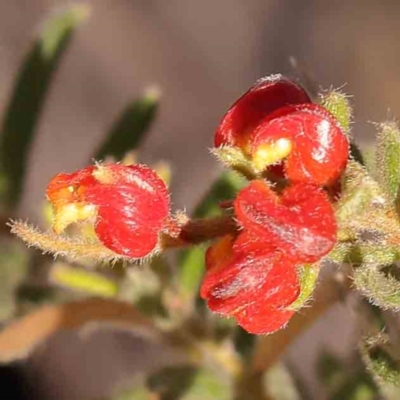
[0,242,29,321]
[317,351,379,400]
[360,334,400,387]
[317,352,343,388]
[178,245,207,300]
[50,262,119,298]
[263,362,300,400]
[233,326,256,360]
[375,121,400,204]
[178,171,244,300]
[93,87,160,161]
[0,297,160,363]
[119,264,166,317]
[191,171,244,219]
[0,4,90,208]
[112,384,150,400]
[148,366,230,400]
[329,372,377,400]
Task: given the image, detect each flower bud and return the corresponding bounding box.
[234,180,337,263]
[200,234,300,334]
[46,164,170,258]
[214,74,310,149]
[250,103,349,186]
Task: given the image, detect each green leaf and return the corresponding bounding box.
[375,121,400,204]
[178,171,244,299]
[50,262,119,297]
[319,89,352,132]
[353,264,400,311]
[360,334,400,388]
[93,87,160,161]
[319,89,367,166]
[112,385,150,400]
[289,265,319,310]
[191,170,245,219]
[0,4,90,208]
[0,242,29,321]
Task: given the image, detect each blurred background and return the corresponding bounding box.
[0,0,399,398]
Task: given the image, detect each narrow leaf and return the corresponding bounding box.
[375,121,400,203]
[0,4,90,208]
[93,87,160,161]
[0,242,29,321]
[50,262,119,297]
[191,170,245,219]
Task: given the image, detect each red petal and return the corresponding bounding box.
[214,75,310,148]
[46,166,97,206]
[201,248,299,315]
[205,235,236,272]
[234,304,294,334]
[251,104,349,186]
[234,180,337,263]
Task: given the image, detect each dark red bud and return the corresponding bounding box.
[214,75,311,149]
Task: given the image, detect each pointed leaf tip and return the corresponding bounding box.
[319,88,353,132]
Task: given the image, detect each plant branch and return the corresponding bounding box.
[161,214,239,248]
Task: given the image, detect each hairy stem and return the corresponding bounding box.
[161,214,239,248]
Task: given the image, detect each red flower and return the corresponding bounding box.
[46,164,170,258]
[234,180,337,263]
[214,75,348,186]
[200,234,300,334]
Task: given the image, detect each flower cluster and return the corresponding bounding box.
[201,75,349,334]
[39,74,349,336]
